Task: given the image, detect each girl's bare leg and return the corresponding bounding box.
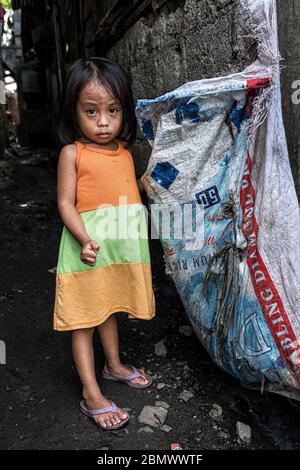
[72,327,128,428]
[96,314,150,385]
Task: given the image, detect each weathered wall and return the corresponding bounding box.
[104,0,299,199]
[106,0,255,176]
[277,0,300,199]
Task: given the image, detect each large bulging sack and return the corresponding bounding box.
[136,0,300,398]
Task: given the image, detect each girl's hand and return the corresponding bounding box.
[80,239,100,266]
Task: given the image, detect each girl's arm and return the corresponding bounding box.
[57,144,99,266]
[57,144,92,246]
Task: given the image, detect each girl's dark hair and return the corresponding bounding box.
[58,57,137,148]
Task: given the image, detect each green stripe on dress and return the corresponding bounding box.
[57,204,150,274]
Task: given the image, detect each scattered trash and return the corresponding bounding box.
[236,421,251,445]
[154,340,167,357]
[157,383,166,390]
[138,405,168,429]
[161,424,172,433]
[209,403,223,422]
[178,325,193,337]
[47,267,56,274]
[138,426,154,433]
[219,431,230,440]
[155,401,169,409]
[178,390,194,402]
[171,443,183,450]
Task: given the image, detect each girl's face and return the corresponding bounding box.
[76,80,123,146]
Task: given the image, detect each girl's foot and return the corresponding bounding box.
[103,364,152,387]
[82,388,128,429]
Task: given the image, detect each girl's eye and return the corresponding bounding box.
[87,109,96,116]
[109,108,120,114]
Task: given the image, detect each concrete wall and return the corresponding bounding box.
[106,0,255,176]
[104,0,299,199]
[277,0,300,199]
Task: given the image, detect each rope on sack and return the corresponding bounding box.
[203,244,244,343]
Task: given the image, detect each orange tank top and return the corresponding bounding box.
[74,139,142,213]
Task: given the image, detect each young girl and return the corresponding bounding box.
[53,57,156,431]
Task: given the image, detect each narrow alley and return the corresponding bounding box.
[0,146,300,450]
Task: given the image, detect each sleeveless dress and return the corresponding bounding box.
[53,139,156,331]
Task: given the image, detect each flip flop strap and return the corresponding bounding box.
[81,400,117,416]
[121,365,143,381]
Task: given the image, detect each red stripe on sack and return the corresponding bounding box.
[240,153,300,385]
[246,78,272,89]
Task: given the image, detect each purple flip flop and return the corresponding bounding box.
[102,364,153,389]
[80,399,129,430]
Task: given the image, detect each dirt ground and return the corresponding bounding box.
[0,147,300,451]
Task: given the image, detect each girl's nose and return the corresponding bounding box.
[97,114,109,127]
